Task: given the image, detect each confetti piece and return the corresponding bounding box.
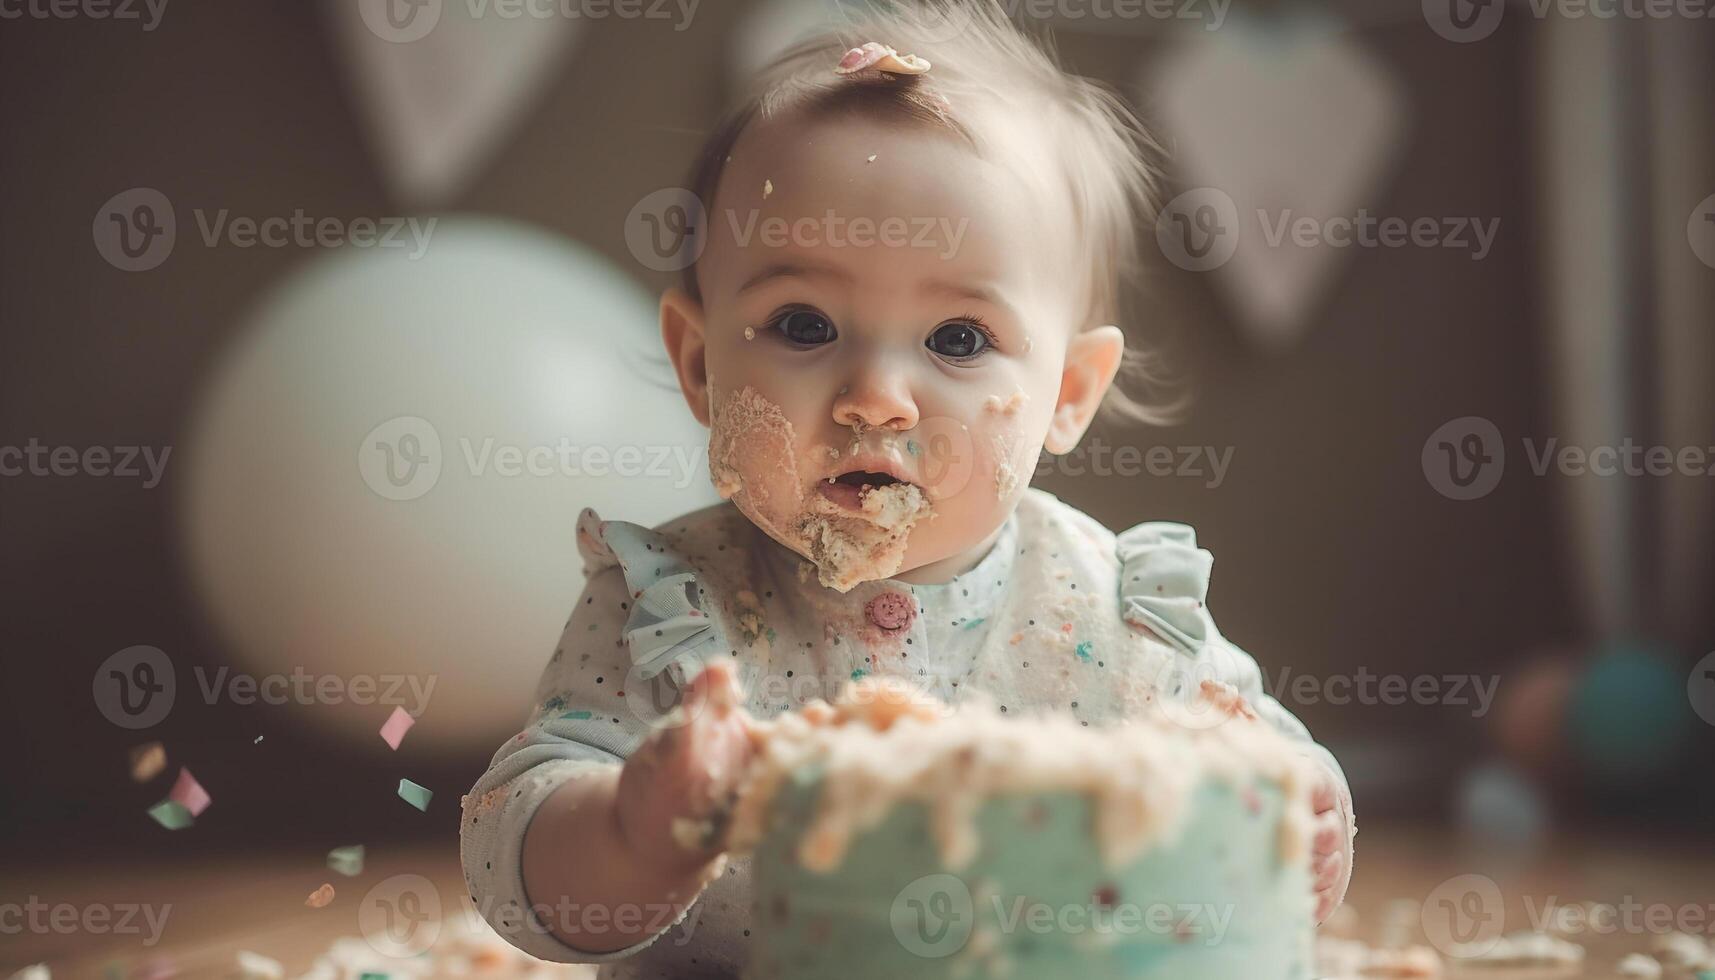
[7,964,49,980]
[254,735,263,744]
[131,958,177,980]
[129,742,166,782]
[763,179,773,199]
[866,154,878,163]
[378,706,415,750]
[234,951,283,979]
[560,710,593,720]
[147,800,193,830]
[1075,641,1094,662]
[169,767,211,817]
[305,883,336,909]
[398,779,433,812]
[834,42,930,76]
[327,844,365,877]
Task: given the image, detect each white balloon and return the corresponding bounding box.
[180,216,715,749]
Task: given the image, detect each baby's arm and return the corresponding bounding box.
[1116,521,1353,922]
[1216,640,1355,924]
[460,567,747,961]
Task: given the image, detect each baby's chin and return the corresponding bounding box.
[733,480,937,594]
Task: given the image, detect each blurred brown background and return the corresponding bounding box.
[2,0,1712,949]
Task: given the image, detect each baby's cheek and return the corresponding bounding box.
[905,416,978,503]
[708,385,809,536]
[977,387,1043,504]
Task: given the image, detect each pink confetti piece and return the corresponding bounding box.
[378,706,416,751]
[304,883,335,909]
[169,767,211,817]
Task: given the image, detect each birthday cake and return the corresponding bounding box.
[723,679,1316,980]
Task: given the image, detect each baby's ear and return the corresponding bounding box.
[661,287,711,426]
[1044,325,1125,454]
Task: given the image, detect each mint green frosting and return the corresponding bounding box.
[746,770,1312,979]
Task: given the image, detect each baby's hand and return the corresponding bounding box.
[615,660,756,873]
[1306,761,1350,925]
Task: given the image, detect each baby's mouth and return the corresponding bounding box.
[818,470,910,511]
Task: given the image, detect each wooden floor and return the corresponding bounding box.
[5,824,1711,978]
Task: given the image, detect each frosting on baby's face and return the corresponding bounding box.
[691,113,1091,589]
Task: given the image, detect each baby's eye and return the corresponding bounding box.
[926,320,991,360]
[772,308,837,346]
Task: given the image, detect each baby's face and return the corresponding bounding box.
[682,113,1097,588]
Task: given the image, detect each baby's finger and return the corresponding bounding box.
[1308,768,1338,813]
[1314,853,1343,890]
[1312,821,1342,856]
[1315,889,1339,925]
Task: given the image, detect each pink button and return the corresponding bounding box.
[866,590,915,631]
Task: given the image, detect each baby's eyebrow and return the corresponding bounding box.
[920,277,1020,320]
[736,261,852,295]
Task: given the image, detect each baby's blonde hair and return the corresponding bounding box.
[683,0,1179,425]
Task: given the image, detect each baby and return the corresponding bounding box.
[461,2,1353,976]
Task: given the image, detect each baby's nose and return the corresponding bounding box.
[831,372,918,431]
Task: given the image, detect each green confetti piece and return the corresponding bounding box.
[1074,641,1094,662]
[560,710,593,720]
[397,779,433,812]
[147,800,194,830]
[327,845,365,877]
[962,617,985,630]
[905,439,921,456]
[850,668,870,681]
[359,973,389,980]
